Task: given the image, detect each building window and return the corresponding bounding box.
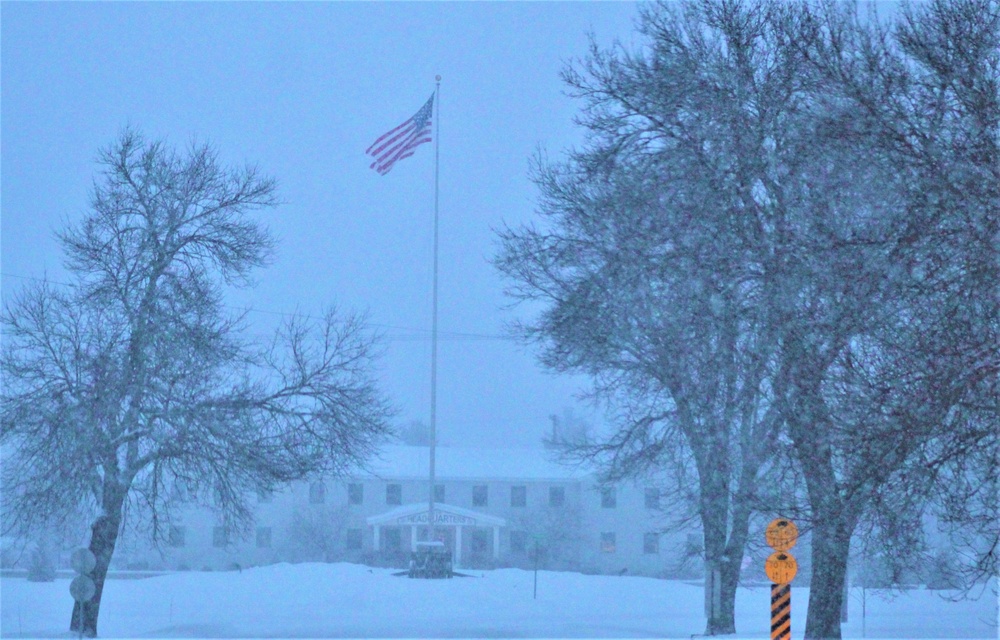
[384,527,402,551]
[549,486,565,507]
[257,489,273,504]
[511,485,527,507]
[168,525,185,548]
[348,483,364,505]
[601,486,617,508]
[386,483,402,505]
[510,530,527,554]
[471,529,489,555]
[472,485,488,507]
[644,532,660,555]
[601,532,616,553]
[645,487,660,509]
[213,526,228,548]
[435,484,445,502]
[346,528,363,550]
[309,481,325,504]
[256,527,272,548]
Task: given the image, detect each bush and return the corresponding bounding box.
[26,539,56,582]
[924,551,963,590]
[465,555,497,571]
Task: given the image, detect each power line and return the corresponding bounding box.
[0,271,512,343]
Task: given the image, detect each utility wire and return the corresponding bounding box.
[0,271,512,343]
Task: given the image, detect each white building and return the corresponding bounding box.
[110,446,696,576]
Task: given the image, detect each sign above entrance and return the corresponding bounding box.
[367,502,506,528]
[396,512,477,526]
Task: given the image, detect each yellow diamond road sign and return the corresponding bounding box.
[765,518,798,551]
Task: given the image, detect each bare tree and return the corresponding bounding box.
[498,2,997,638]
[512,503,585,571]
[543,407,593,450]
[496,1,814,633]
[1,129,394,637]
[769,1,1000,636]
[284,504,352,563]
[396,419,433,446]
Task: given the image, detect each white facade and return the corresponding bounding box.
[107,446,693,576]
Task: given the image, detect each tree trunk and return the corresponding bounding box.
[804,514,853,640]
[782,352,859,640]
[70,492,124,637]
[697,445,749,636]
[705,551,741,635]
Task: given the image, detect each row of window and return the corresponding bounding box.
[600,487,662,509]
[307,482,570,507]
[303,483,663,510]
[168,525,661,555]
[168,526,274,549]
[168,525,364,551]
[600,532,662,555]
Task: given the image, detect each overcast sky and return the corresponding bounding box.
[2,2,644,449]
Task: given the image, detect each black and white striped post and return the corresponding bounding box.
[764,519,799,640]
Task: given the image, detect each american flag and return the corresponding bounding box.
[366,94,434,175]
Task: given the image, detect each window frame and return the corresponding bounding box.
[643,532,660,555]
[348,483,364,505]
[384,526,403,551]
[509,530,528,554]
[345,528,363,551]
[510,485,527,508]
[601,486,617,509]
[309,480,326,504]
[549,486,566,507]
[213,526,229,548]
[472,484,488,507]
[168,525,186,548]
[386,483,402,505]
[644,487,660,510]
[600,531,616,553]
[471,528,489,555]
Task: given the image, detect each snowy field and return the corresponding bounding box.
[1,563,996,639]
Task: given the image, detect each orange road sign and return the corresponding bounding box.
[765,551,798,584]
[765,518,798,551]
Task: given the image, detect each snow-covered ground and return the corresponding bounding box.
[1,563,996,638]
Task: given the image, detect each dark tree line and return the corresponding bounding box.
[495,1,998,638]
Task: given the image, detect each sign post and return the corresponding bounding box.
[69,548,97,638]
[704,560,721,621]
[764,519,798,640]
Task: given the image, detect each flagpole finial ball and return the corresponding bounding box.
[436,75,442,82]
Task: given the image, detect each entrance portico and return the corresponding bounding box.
[366,503,506,568]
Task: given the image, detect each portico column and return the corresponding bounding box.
[493,526,500,559]
[411,524,418,551]
[373,525,380,551]
[455,525,463,568]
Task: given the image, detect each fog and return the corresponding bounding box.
[1,1,641,449]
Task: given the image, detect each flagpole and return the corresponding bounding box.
[428,75,441,550]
